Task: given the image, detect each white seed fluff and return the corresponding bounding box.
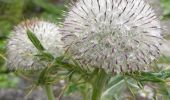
[62,0,162,73]
[7,19,63,70]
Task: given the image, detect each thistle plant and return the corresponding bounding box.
[61,0,163,99]
[5,0,169,100]
[7,19,63,100]
[7,19,63,70]
[62,0,162,73]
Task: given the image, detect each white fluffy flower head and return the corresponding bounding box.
[7,19,63,70]
[62,0,162,73]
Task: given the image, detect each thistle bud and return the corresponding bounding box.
[62,0,162,73]
[7,19,63,70]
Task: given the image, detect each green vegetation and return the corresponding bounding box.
[0,0,67,88]
[161,0,170,19]
[0,0,170,100]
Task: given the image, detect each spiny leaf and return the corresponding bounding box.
[27,30,45,51]
[37,67,48,85]
[35,51,54,62]
[127,72,165,83]
[102,76,125,99]
[140,73,164,82]
[153,70,170,79]
[107,75,124,87]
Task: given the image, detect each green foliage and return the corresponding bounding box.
[16,32,170,99]
[1,0,170,100]
[0,73,19,88]
[0,0,66,88]
[0,0,24,36]
[27,30,45,51]
[161,0,170,19]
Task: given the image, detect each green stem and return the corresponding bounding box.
[44,85,55,100]
[83,91,88,100]
[91,69,108,100]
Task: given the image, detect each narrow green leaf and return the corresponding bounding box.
[27,30,45,51]
[102,79,125,99]
[102,75,125,100]
[141,73,165,82]
[107,75,124,87]
[35,52,54,62]
[37,67,48,85]
[128,72,165,83]
[154,70,170,79]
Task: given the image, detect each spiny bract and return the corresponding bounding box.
[62,0,162,73]
[7,19,63,70]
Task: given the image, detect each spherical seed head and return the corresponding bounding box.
[7,19,63,70]
[62,0,162,73]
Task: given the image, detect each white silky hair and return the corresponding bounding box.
[62,0,162,73]
[7,19,64,70]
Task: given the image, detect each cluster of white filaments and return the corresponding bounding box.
[62,0,162,73]
[7,19,63,70]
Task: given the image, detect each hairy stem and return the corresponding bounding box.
[91,69,108,100]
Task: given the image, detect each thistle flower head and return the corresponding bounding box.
[7,19,63,70]
[62,0,162,73]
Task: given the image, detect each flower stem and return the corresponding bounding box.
[44,85,55,100]
[91,69,108,100]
